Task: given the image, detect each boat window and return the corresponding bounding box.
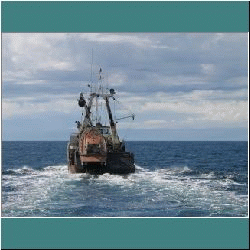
[86,144,101,154]
[100,128,110,135]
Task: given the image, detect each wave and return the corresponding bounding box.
[2,164,245,188]
[2,164,248,217]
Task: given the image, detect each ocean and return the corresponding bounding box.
[1,141,248,217]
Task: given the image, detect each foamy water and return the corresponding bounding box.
[2,164,248,217]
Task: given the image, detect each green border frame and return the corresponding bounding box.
[1,1,249,32]
[1,1,249,249]
[1,218,249,249]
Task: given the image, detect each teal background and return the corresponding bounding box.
[1,1,249,249]
[1,218,249,249]
[1,1,249,32]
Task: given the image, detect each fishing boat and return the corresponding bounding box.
[67,68,135,174]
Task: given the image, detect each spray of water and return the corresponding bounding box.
[2,164,248,217]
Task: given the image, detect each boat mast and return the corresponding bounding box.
[79,62,122,149]
[96,68,103,124]
[105,94,120,148]
[90,49,93,93]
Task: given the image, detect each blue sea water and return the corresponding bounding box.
[1,141,248,217]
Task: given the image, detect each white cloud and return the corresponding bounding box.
[108,71,128,87]
[2,33,75,79]
[201,64,216,75]
[141,99,248,123]
[2,101,17,119]
[201,33,224,50]
[2,94,79,119]
[78,33,153,47]
[2,33,248,139]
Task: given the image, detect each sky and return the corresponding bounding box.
[1,33,248,141]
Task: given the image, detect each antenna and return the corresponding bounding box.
[90,49,93,93]
[107,72,109,94]
[96,67,103,124]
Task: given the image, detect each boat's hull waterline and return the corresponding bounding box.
[68,150,135,175]
[67,68,135,175]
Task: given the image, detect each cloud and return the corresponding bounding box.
[2,93,79,119]
[1,33,248,140]
[141,100,248,122]
[201,64,216,75]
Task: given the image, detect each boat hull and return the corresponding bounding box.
[68,152,135,175]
